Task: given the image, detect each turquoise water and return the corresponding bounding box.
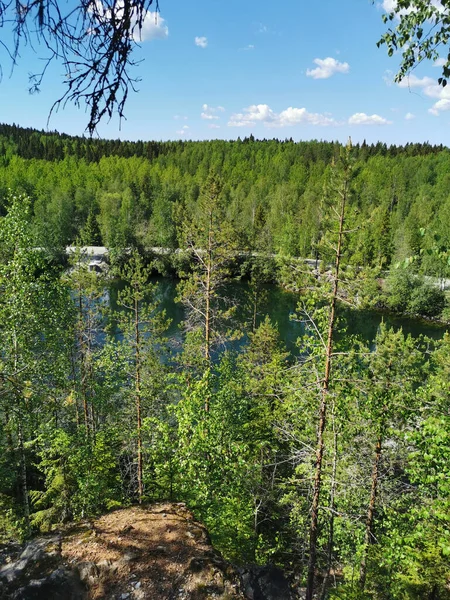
[109,277,448,356]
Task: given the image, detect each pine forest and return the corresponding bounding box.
[1,124,450,599]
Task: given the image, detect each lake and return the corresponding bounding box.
[108,277,448,356]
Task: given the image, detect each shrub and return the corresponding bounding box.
[384,270,446,318]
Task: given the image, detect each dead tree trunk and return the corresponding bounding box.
[18,419,30,532]
[305,152,350,600]
[320,413,338,600]
[78,289,90,435]
[359,433,383,590]
[135,295,143,504]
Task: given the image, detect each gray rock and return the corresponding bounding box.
[97,559,113,573]
[0,537,61,585]
[9,567,84,599]
[0,537,85,600]
[0,538,59,584]
[122,551,139,562]
[239,565,291,600]
[76,561,99,584]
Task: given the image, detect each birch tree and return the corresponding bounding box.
[0,193,73,533]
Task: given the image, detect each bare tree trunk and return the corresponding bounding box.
[305,158,349,600]
[429,584,439,600]
[135,295,143,504]
[205,263,211,363]
[359,433,382,590]
[320,413,338,600]
[204,211,213,366]
[4,409,14,452]
[252,286,258,333]
[203,209,214,412]
[13,332,30,531]
[81,366,89,432]
[70,347,80,429]
[78,290,90,434]
[90,401,96,439]
[18,419,30,532]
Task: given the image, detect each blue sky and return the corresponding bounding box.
[0,0,449,144]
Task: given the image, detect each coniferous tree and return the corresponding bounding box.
[114,251,170,503]
[305,142,353,600]
[358,325,424,591]
[177,172,239,391]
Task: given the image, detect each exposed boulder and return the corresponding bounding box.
[239,565,292,600]
[0,536,84,599]
[0,504,292,599]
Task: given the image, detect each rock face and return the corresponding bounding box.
[239,565,292,600]
[0,536,84,599]
[0,503,291,600]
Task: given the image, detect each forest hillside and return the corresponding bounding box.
[1,131,450,600]
[1,123,450,276]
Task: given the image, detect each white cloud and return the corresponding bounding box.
[208,124,221,129]
[405,112,415,120]
[379,0,443,16]
[383,70,395,86]
[379,0,411,14]
[136,11,168,41]
[433,57,447,67]
[397,74,436,91]
[201,104,225,120]
[257,23,268,33]
[306,57,350,80]
[348,113,392,125]
[228,104,275,127]
[241,44,255,50]
[195,36,208,48]
[174,115,188,120]
[396,74,450,114]
[276,107,337,127]
[227,104,394,128]
[90,1,168,42]
[380,0,397,10]
[429,98,450,115]
[176,125,190,136]
[228,104,338,127]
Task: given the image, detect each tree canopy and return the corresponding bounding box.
[379,0,450,86]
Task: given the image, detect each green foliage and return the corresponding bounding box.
[112,250,172,502]
[384,269,413,312]
[1,125,450,280]
[0,192,75,531]
[97,189,136,248]
[384,269,446,317]
[0,137,449,597]
[379,1,450,89]
[177,172,240,367]
[79,209,102,246]
[31,426,123,526]
[409,280,446,317]
[171,338,290,564]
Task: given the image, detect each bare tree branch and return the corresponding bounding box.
[0,0,160,133]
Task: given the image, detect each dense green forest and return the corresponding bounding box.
[1,129,450,599]
[1,122,450,281]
